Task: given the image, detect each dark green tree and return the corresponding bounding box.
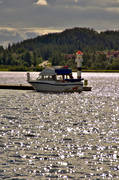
[23,51,32,67]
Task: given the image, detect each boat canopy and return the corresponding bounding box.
[40,68,56,76]
[55,68,72,75]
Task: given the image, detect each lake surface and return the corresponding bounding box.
[0,72,119,179]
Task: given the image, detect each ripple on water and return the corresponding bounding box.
[0,73,119,179]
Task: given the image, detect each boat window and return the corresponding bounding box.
[57,75,64,80]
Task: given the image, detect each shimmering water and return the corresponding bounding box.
[0,72,119,179]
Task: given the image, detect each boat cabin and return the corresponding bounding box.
[37,68,73,81]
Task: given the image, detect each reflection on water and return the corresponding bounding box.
[0,72,119,179]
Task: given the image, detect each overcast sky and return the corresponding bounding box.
[0,0,119,46]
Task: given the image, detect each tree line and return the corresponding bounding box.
[0,27,119,71]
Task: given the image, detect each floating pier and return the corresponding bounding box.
[0,84,91,91]
[0,84,33,90]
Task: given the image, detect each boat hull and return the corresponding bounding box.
[29,80,83,93]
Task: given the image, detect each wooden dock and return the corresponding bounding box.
[0,84,33,90]
[0,84,92,91]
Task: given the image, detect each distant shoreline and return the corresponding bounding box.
[0,67,119,73]
[1,70,119,73]
[82,69,119,73]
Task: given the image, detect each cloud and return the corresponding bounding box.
[34,0,119,9]
[0,27,62,47]
[106,7,119,13]
[0,1,119,33]
[0,0,119,46]
[0,28,23,47]
[35,0,48,6]
[35,0,80,7]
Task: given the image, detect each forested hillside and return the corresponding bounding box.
[0,27,119,71]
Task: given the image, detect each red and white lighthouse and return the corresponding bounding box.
[75,50,83,79]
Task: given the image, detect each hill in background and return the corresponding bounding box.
[0,27,119,71]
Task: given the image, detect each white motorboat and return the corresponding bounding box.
[27,67,84,93]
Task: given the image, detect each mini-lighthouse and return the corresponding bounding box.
[75,50,83,79]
